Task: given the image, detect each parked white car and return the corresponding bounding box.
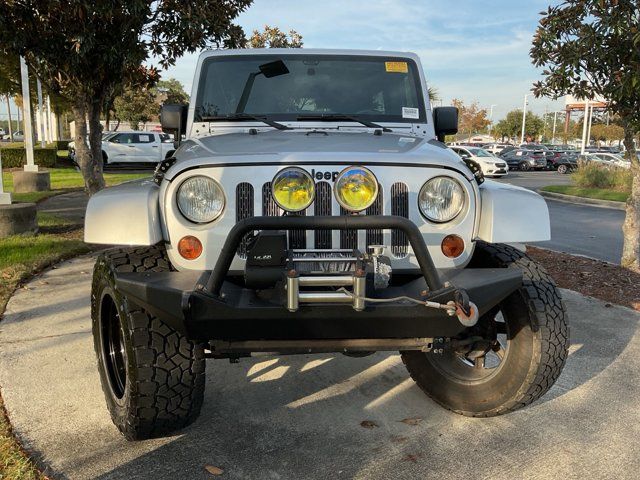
[69,131,174,165]
[449,145,509,177]
[580,152,630,169]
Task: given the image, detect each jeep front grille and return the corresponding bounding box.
[234,180,410,257]
[314,181,333,249]
[391,182,409,258]
[236,182,254,258]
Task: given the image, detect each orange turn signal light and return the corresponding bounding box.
[178,235,203,260]
[441,234,465,258]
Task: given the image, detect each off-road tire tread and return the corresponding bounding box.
[92,246,205,440]
[402,241,569,417]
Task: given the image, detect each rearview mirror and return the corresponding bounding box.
[433,106,458,142]
[160,104,189,144]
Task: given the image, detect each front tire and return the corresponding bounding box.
[91,246,205,440]
[402,242,568,417]
[519,161,531,171]
[557,164,568,174]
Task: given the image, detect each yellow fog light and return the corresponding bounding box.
[334,166,378,212]
[271,167,315,212]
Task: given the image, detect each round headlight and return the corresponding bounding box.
[418,176,465,223]
[271,167,315,212]
[334,166,379,212]
[177,175,225,223]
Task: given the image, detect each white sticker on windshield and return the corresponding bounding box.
[402,107,419,119]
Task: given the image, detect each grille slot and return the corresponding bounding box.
[391,182,409,258]
[339,206,358,249]
[236,182,254,258]
[365,189,383,246]
[314,181,332,249]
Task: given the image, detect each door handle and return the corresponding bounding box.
[152,145,158,148]
[127,145,135,148]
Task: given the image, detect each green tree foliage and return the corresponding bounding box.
[451,99,491,136]
[0,1,252,194]
[113,86,156,130]
[589,123,625,145]
[154,78,189,105]
[112,77,189,128]
[493,110,544,141]
[530,0,640,270]
[248,25,303,48]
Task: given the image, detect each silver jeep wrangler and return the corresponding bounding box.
[85,49,568,440]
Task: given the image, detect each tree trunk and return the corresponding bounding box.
[621,118,639,271]
[5,95,13,141]
[105,108,111,132]
[72,99,105,195]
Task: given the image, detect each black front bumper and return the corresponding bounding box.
[114,216,522,342]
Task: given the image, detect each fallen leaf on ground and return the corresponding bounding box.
[204,465,224,476]
[390,435,409,443]
[400,417,422,426]
[360,420,378,429]
[403,453,421,463]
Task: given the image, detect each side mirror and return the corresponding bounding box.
[160,104,189,145]
[433,106,458,142]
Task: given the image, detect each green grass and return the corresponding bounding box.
[0,212,89,480]
[541,185,629,202]
[2,167,150,203]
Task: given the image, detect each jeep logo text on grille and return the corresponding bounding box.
[311,169,340,181]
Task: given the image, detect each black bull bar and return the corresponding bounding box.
[115,216,522,342]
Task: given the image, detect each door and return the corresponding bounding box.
[105,133,143,163]
[133,133,159,162]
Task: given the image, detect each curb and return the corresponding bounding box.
[539,190,626,211]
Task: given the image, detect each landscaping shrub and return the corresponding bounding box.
[0,147,57,168]
[572,162,632,192]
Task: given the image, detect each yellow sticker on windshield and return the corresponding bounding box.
[385,61,408,73]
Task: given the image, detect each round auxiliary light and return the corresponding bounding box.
[334,166,379,212]
[271,167,315,212]
[418,176,465,223]
[177,175,225,223]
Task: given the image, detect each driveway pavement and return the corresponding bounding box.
[1,254,640,479]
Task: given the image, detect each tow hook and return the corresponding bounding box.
[453,289,479,327]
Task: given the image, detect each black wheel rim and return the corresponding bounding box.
[101,294,127,399]
[428,309,510,384]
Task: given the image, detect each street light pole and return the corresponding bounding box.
[552,111,561,144]
[19,56,37,172]
[488,104,496,134]
[520,94,529,144]
[580,99,589,154]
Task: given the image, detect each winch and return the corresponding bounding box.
[243,231,478,325]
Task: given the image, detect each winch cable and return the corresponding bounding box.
[335,288,479,326]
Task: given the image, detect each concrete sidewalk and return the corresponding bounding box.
[1,254,640,479]
[38,191,88,224]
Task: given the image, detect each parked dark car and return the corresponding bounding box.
[500,149,547,171]
[554,155,579,174]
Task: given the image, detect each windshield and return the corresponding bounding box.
[194,54,426,123]
[468,147,493,157]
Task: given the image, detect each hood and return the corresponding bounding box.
[167,130,472,180]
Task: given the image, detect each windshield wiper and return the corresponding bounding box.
[200,113,292,131]
[296,114,392,132]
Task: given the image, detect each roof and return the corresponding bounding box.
[199,48,420,63]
